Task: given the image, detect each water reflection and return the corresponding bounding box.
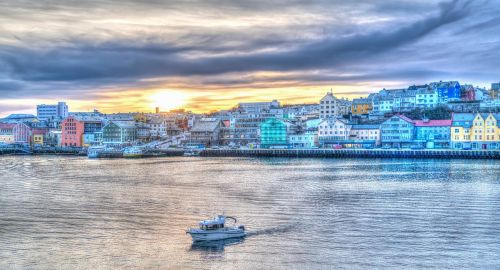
[190,237,245,253]
[1,156,499,269]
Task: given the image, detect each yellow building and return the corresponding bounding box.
[351,98,373,115]
[451,113,499,149]
[33,134,44,145]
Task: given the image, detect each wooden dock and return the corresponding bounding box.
[200,149,500,159]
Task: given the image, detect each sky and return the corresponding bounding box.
[0,0,499,116]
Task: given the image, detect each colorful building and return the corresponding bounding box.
[289,131,317,148]
[414,119,451,149]
[0,123,15,144]
[46,130,62,146]
[350,124,381,147]
[13,122,32,145]
[37,101,68,121]
[319,92,351,119]
[102,121,137,145]
[393,89,417,112]
[460,85,476,101]
[61,116,85,147]
[83,132,102,146]
[351,98,372,115]
[431,81,461,103]
[415,87,438,108]
[380,115,415,148]
[61,115,103,147]
[318,118,352,147]
[136,123,152,142]
[189,118,221,147]
[451,113,500,149]
[260,118,287,148]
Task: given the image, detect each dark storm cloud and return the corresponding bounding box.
[0,0,499,109]
[0,1,471,82]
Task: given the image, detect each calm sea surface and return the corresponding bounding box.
[0,156,499,269]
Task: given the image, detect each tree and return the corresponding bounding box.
[403,105,452,120]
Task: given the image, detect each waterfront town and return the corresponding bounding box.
[1,80,500,152]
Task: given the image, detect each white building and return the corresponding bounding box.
[319,92,351,119]
[393,90,417,112]
[415,87,438,108]
[372,95,395,114]
[318,118,352,142]
[36,102,68,120]
[350,124,381,146]
[288,131,317,148]
[148,118,167,138]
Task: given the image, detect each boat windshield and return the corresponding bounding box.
[200,223,224,230]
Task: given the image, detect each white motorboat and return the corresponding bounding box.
[186,215,246,242]
[123,146,144,158]
[87,145,105,158]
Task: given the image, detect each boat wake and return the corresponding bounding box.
[246,224,295,237]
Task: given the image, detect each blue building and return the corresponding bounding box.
[431,81,461,103]
[380,115,415,148]
[414,120,452,149]
[260,118,288,148]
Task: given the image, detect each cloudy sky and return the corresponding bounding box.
[0,0,499,116]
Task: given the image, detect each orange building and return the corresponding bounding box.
[351,98,373,115]
[61,116,84,147]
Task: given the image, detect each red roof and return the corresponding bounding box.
[414,120,452,127]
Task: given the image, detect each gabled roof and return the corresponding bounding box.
[5,114,36,119]
[352,98,372,104]
[430,81,459,88]
[416,87,435,95]
[408,84,429,90]
[396,115,414,123]
[73,115,103,122]
[190,119,220,132]
[336,118,352,125]
[452,113,475,122]
[106,121,136,129]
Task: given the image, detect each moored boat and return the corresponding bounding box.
[87,145,105,158]
[123,146,144,158]
[186,215,246,242]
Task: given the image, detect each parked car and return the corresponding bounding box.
[410,145,425,150]
[381,145,391,149]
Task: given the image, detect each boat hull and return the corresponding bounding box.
[123,153,144,158]
[187,229,246,241]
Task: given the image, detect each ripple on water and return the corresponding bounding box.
[0,156,499,269]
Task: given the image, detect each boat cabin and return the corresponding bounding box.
[199,215,225,230]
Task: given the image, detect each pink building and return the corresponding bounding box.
[61,116,85,147]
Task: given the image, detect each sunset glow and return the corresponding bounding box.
[149,91,187,111]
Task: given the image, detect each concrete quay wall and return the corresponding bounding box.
[200,149,500,159]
